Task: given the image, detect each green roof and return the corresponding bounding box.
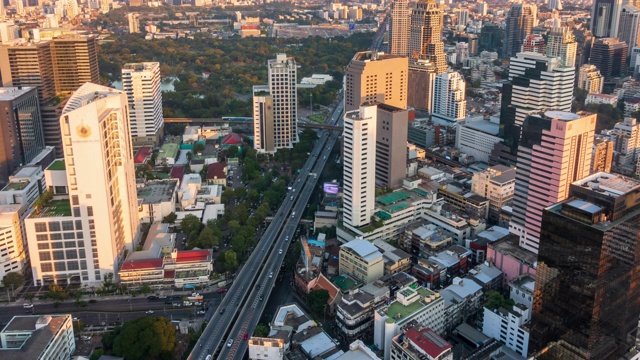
[48,160,66,171]
[388,203,409,213]
[377,191,410,206]
[32,199,72,218]
[385,287,436,323]
[376,211,392,220]
[2,182,29,191]
[151,172,170,179]
[333,275,357,292]
[158,143,179,160]
[414,188,430,197]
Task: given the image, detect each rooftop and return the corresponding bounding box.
[573,172,640,198]
[47,159,65,171]
[385,287,438,323]
[206,162,227,179]
[0,87,36,101]
[63,83,121,114]
[30,198,71,218]
[137,180,178,204]
[333,275,358,292]
[353,51,402,62]
[1,315,70,360]
[462,117,500,135]
[158,143,179,160]
[2,181,29,191]
[488,234,538,267]
[404,327,452,359]
[134,146,152,164]
[341,239,382,263]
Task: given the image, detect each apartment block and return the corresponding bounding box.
[577,64,604,94]
[609,117,640,171]
[389,0,410,56]
[121,62,164,147]
[339,239,384,284]
[471,165,516,224]
[375,104,408,189]
[483,304,530,357]
[0,204,26,283]
[455,116,502,163]
[431,72,466,126]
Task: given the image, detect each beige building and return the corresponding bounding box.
[345,51,408,112]
[591,135,614,173]
[0,204,27,284]
[471,165,516,224]
[339,239,384,284]
[389,0,410,56]
[376,104,408,189]
[128,13,140,33]
[409,0,447,74]
[0,41,56,101]
[49,35,100,94]
[578,64,604,94]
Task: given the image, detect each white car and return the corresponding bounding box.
[279,249,283,255]
[227,339,234,347]
[146,310,154,315]
[269,272,273,278]
[23,303,33,309]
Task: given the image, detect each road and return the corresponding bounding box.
[218,101,344,360]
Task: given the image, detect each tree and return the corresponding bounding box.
[108,316,176,360]
[223,250,238,273]
[2,271,24,289]
[140,284,152,295]
[180,214,202,240]
[194,226,218,248]
[254,323,269,337]
[90,349,104,360]
[194,143,205,153]
[307,289,330,317]
[221,188,235,205]
[485,291,515,311]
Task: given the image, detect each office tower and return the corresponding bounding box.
[0,41,56,101]
[546,17,577,67]
[121,62,164,147]
[389,0,410,56]
[530,172,640,359]
[610,117,640,170]
[431,71,466,126]
[409,0,447,74]
[617,5,640,51]
[343,105,377,229]
[454,7,469,26]
[510,110,595,254]
[503,4,536,58]
[548,0,562,10]
[40,95,70,158]
[252,53,297,153]
[591,135,614,173]
[0,87,45,184]
[407,60,436,111]
[591,0,623,38]
[375,104,408,189]
[25,83,139,285]
[479,24,503,53]
[578,64,605,93]
[345,51,408,112]
[50,35,100,93]
[589,38,628,80]
[128,13,140,33]
[0,205,26,282]
[521,34,546,54]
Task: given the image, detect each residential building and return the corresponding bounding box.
[374,286,445,359]
[25,83,140,286]
[0,41,56,101]
[486,235,537,288]
[373,239,411,275]
[578,64,604,94]
[0,315,75,359]
[510,110,595,254]
[471,165,516,224]
[128,13,140,33]
[0,166,45,206]
[509,275,535,320]
[253,54,298,153]
[585,92,618,106]
[609,117,640,171]
[440,276,483,330]
[345,51,408,112]
[343,105,377,228]
[336,286,380,340]
[0,204,26,284]
[589,38,628,80]
[546,16,577,67]
[455,116,502,163]
[121,62,164,147]
[389,0,410,57]
[49,36,100,94]
[503,4,536,58]
[625,97,640,116]
[482,304,530,357]
[408,120,443,149]
[390,327,453,360]
[376,104,408,189]
[591,135,614,173]
[339,239,384,284]
[335,340,380,360]
[248,337,285,360]
[0,87,45,184]
[409,0,447,74]
[618,5,640,51]
[431,72,466,126]
[521,34,546,54]
[530,172,640,359]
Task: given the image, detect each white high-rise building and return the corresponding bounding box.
[510,110,595,254]
[548,0,563,10]
[0,205,27,283]
[127,13,140,33]
[343,105,377,229]
[25,83,139,285]
[253,53,298,153]
[121,62,164,147]
[431,71,466,126]
[578,64,605,93]
[609,117,640,169]
[546,15,577,67]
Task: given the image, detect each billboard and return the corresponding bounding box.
[323,183,339,195]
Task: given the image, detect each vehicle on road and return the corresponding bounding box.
[259,295,264,301]
[291,211,295,218]
[227,339,234,347]
[183,301,192,306]
[23,303,33,309]
[164,301,173,305]
[88,299,98,303]
[173,303,181,307]
[196,310,206,315]
[290,196,293,201]
[243,332,249,340]
[147,295,157,300]
[146,310,154,315]
[193,301,202,306]
[217,287,227,294]
[279,249,283,255]
[269,271,273,278]
[220,308,225,314]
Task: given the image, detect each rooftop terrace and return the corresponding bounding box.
[2,182,29,191]
[31,199,72,218]
[47,159,65,171]
[385,287,437,323]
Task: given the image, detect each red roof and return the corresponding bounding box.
[312,273,339,304]
[241,25,260,30]
[170,166,185,180]
[134,146,152,164]
[405,328,452,358]
[206,162,227,180]
[120,258,164,271]
[176,249,211,263]
[221,133,244,145]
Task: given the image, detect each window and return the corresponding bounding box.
[79,249,86,258]
[80,260,87,270]
[48,222,60,231]
[52,250,65,260]
[63,233,75,240]
[54,262,66,271]
[71,195,79,206]
[64,241,76,248]
[39,252,51,261]
[36,234,48,242]
[37,243,49,250]
[50,233,62,241]
[35,223,47,232]
[41,263,53,272]
[67,261,79,270]
[75,220,83,230]
[66,250,78,259]
[73,208,80,217]
[62,221,74,231]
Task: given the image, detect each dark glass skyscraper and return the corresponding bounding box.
[530,172,640,359]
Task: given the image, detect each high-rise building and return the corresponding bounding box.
[609,117,640,170]
[252,53,298,153]
[431,71,466,126]
[577,64,604,93]
[409,0,447,74]
[0,87,45,184]
[521,34,546,54]
[548,0,563,10]
[589,37,628,80]
[503,4,536,58]
[343,105,377,229]
[617,4,640,51]
[479,24,503,53]
[510,110,596,254]
[454,7,469,26]
[128,13,140,34]
[591,135,614,173]
[121,62,164,147]
[50,35,100,94]
[591,0,623,38]
[0,204,27,283]
[530,172,640,359]
[407,60,436,111]
[375,104,408,189]
[0,314,76,358]
[0,41,56,101]
[345,51,408,112]
[389,0,410,57]
[25,83,139,285]
[546,16,577,67]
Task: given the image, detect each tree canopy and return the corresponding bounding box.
[307,289,330,316]
[102,316,176,360]
[2,272,24,289]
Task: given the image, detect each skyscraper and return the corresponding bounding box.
[503,4,536,58]
[0,41,56,101]
[546,16,577,67]
[409,0,447,74]
[617,4,640,51]
[127,13,140,34]
[577,64,604,93]
[344,51,408,112]
[121,62,164,147]
[407,60,436,111]
[509,110,595,254]
[375,104,408,189]
[589,37,628,80]
[253,53,298,153]
[0,87,44,183]
[591,0,623,38]
[530,172,640,359]
[431,71,466,125]
[25,83,139,285]
[343,105,377,229]
[389,0,410,57]
[548,0,562,11]
[50,35,100,93]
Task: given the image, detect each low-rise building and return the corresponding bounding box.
[390,326,453,360]
[486,235,537,288]
[482,304,530,357]
[178,174,222,210]
[205,162,227,186]
[412,257,446,290]
[339,239,384,284]
[468,263,503,292]
[314,210,338,231]
[468,226,511,264]
[429,246,472,284]
[0,166,45,207]
[471,165,516,224]
[509,275,535,321]
[0,315,75,359]
[585,93,618,106]
[156,141,180,166]
[136,180,178,223]
[334,339,380,359]
[455,116,502,163]
[248,337,285,360]
[440,277,483,332]
[374,239,412,275]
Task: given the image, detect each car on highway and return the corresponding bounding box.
[243,332,249,340]
[172,303,181,307]
[269,271,273,278]
[146,310,154,315]
[147,295,158,300]
[220,308,226,314]
[259,295,264,301]
[279,249,283,255]
[285,235,289,241]
[227,339,234,347]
